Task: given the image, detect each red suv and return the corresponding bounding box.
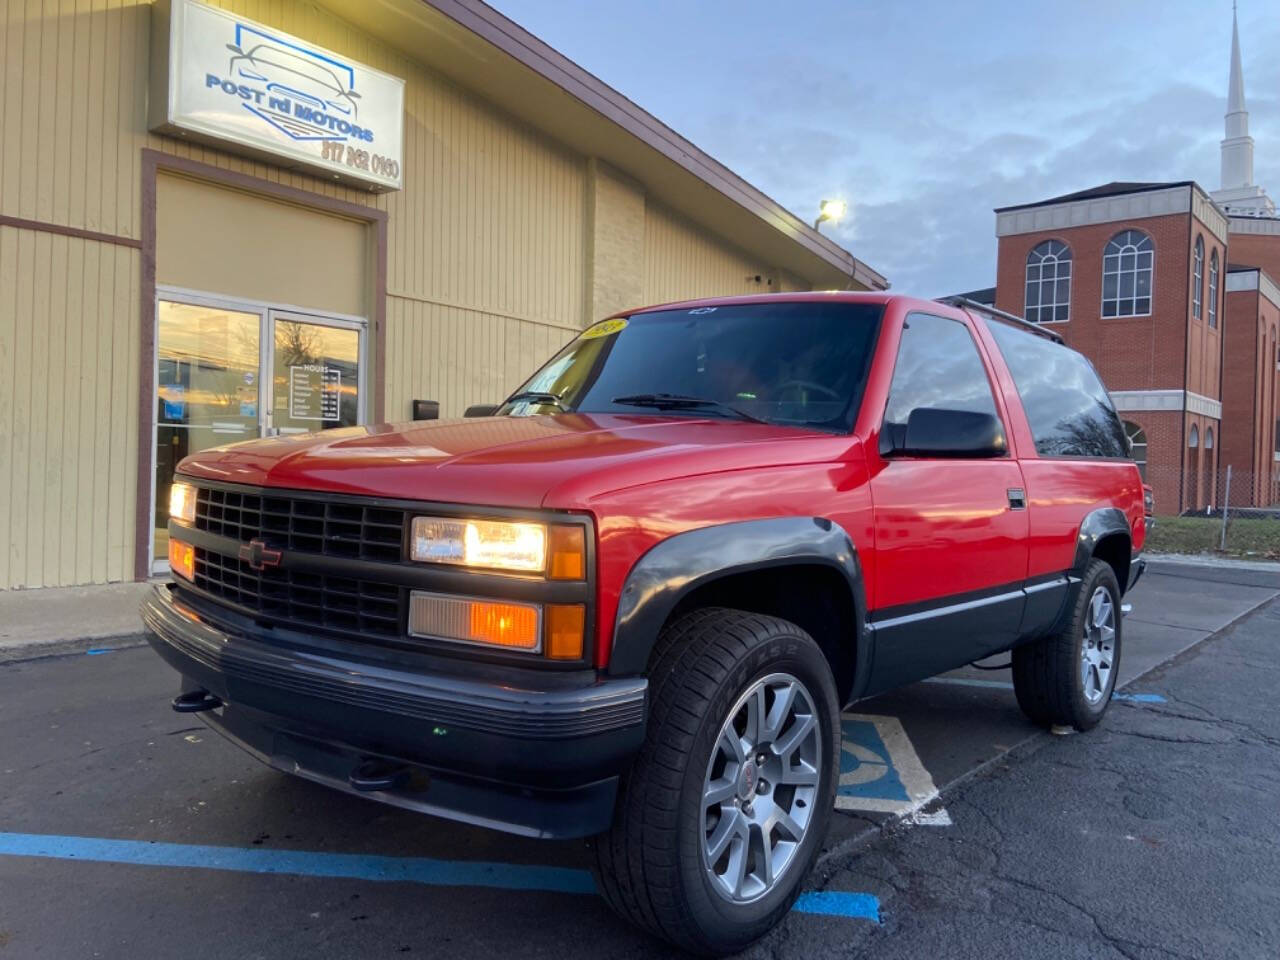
[144,293,1145,954]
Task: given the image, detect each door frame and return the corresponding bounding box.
[136,148,388,580]
[148,285,370,574]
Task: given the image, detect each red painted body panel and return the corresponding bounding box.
[176,292,1145,671]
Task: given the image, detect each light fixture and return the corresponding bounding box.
[814,198,847,231]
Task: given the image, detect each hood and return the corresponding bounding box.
[177,414,853,509]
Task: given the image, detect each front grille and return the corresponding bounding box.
[193,547,402,639]
[195,486,404,563]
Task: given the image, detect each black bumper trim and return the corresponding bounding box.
[1127,554,1146,593]
[142,583,645,741]
[200,705,621,839]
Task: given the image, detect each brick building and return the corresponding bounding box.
[986,10,1279,513]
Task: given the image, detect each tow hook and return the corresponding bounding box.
[171,690,223,713]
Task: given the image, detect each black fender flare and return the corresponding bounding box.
[1072,507,1132,575]
[606,517,870,694]
[1050,507,1133,634]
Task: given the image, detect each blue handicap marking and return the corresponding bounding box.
[836,713,947,821]
[1112,692,1167,703]
[839,717,910,804]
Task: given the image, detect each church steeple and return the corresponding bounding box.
[1211,3,1274,217]
[1226,3,1246,120]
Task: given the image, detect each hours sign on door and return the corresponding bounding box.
[289,365,341,422]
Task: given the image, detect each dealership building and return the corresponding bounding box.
[0,0,886,591]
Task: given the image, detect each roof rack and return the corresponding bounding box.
[936,295,1065,345]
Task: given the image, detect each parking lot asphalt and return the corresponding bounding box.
[0,560,1275,958]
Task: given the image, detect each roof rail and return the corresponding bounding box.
[936,295,1065,345]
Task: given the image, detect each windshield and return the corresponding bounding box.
[499,301,884,432]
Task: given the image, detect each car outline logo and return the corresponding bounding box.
[224,23,363,142]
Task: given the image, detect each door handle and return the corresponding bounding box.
[1007,488,1026,510]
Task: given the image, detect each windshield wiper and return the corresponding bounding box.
[505,390,570,412]
[610,393,767,424]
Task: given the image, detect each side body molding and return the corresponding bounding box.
[606,517,868,685]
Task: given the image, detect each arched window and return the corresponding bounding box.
[1189,424,1199,448]
[1208,250,1219,328]
[1205,426,1214,450]
[1103,230,1154,317]
[1025,240,1072,324]
[1123,420,1148,480]
[1192,236,1204,321]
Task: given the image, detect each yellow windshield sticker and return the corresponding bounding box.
[581,318,628,340]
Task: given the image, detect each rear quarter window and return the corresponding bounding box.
[987,320,1129,459]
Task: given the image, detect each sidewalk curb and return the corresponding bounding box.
[0,633,150,664]
[1145,552,1280,572]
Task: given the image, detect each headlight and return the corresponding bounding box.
[411,517,547,573]
[169,482,196,525]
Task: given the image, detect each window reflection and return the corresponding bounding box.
[882,313,1000,432]
[154,301,262,563]
[501,303,884,432]
[989,321,1128,459]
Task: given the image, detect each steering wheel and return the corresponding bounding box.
[773,379,842,402]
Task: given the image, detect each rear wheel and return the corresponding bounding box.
[1012,559,1122,731]
[593,608,839,956]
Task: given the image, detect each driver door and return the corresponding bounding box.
[865,312,1029,692]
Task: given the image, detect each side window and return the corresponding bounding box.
[988,321,1129,459]
[882,313,1000,438]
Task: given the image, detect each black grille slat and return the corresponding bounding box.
[192,547,402,640]
[194,486,405,563]
[190,485,409,641]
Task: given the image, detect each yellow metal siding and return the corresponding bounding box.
[643,202,776,304]
[0,226,140,589]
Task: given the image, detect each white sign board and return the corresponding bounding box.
[153,0,405,191]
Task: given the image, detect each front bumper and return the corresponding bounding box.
[141,583,646,838]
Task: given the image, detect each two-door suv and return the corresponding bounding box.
[144,292,1145,954]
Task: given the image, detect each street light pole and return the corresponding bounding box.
[813,198,847,233]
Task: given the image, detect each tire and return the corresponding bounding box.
[593,607,840,956]
[1012,558,1122,731]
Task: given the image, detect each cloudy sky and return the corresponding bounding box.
[492,0,1280,296]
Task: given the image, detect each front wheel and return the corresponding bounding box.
[1012,558,1122,731]
[593,608,840,956]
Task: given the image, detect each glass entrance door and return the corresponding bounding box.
[154,301,263,567]
[153,296,366,570]
[266,311,363,436]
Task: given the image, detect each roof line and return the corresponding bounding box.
[936,296,1064,344]
[421,0,888,290]
[994,181,1198,214]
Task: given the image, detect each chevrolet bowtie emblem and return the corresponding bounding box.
[239,538,282,572]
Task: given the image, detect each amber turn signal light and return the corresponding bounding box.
[548,525,586,580]
[168,539,194,581]
[408,591,541,652]
[546,604,585,660]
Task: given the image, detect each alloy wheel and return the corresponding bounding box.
[700,672,821,903]
[1080,585,1116,704]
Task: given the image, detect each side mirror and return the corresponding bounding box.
[463,403,500,418]
[885,408,1006,458]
